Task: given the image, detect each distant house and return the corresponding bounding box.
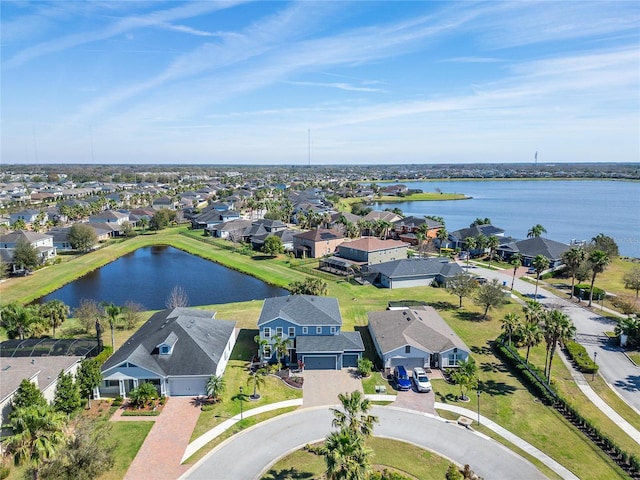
[192,210,240,230]
[152,196,176,211]
[256,295,364,370]
[447,224,506,251]
[9,209,47,227]
[392,216,443,245]
[337,237,408,265]
[367,306,470,371]
[497,237,570,269]
[292,228,345,259]
[88,210,130,225]
[363,257,464,288]
[0,230,56,270]
[251,229,296,252]
[380,184,408,196]
[208,218,252,240]
[363,210,403,223]
[100,308,236,398]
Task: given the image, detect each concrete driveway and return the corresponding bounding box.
[302,368,363,408]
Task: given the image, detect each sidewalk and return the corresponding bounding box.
[557,349,640,444]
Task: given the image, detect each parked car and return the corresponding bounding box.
[393,365,412,391]
[412,367,432,393]
[473,276,487,285]
[527,267,537,274]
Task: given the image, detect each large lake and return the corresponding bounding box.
[373,180,640,258]
[39,246,288,310]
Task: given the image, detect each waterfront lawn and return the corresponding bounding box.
[263,437,453,480]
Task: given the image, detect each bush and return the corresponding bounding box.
[564,341,598,374]
[121,410,160,416]
[574,284,605,301]
[201,404,215,412]
[112,396,123,406]
[94,346,113,365]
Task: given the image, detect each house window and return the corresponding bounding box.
[330,326,336,334]
[106,380,119,387]
[448,352,458,366]
[276,327,283,338]
[316,327,322,334]
[405,346,411,354]
[160,345,170,355]
[264,327,271,339]
[288,327,295,338]
[302,327,308,334]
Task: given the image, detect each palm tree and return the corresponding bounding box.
[324,429,372,480]
[253,334,269,363]
[39,300,69,337]
[246,368,267,400]
[463,236,477,268]
[543,309,576,380]
[562,247,586,300]
[518,322,543,363]
[522,300,545,325]
[436,227,448,254]
[527,224,547,238]
[614,317,640,348]
[587,249,610,307]
[500,312,521,346]
[3,405,67,480]
[273,336,292,371]
[330,391,378,438]
[415,231,426,258]
[510,253,523,290]
[1,303,46,340]
[450,358,478,401]
[475,234,488,257]
[532,255,550,299]
[100,302,121,350]
[206,374,226,402]
[487,235,500,268]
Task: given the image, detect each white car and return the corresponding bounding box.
[412,367,432,393]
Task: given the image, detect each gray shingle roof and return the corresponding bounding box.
[368,306,469,355]
[296,332,364,354]
[511,237,570,260]
[366,258,462,279]
[102,308,236,377]
[258,295,342,327]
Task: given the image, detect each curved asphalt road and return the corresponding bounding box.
[180,406,546,480]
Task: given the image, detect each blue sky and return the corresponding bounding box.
[1,1,639,165]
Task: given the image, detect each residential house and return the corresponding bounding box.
[100,308,236,398]
[0,230,56,270]
[392,216,443,245]
[380,184,408,196]
[363,257,464,288]
[88,210,130,225]
[446,224,506,251]
[367,306,470,372]
[256,295,364,370]
[293,228,345,258]
[250,229,296,252]
[363,210,403,223]
[192,210,240,230]
[337,237,408,265]
[208,219,252,240]
[9,209,47,227]
[152,196,176,211]
[497,237,570,269]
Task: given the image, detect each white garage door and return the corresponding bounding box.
[168,377,207,396]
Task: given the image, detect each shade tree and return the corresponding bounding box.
[474,278,507,320]
[68,224,97,252]
[445,273,478,308]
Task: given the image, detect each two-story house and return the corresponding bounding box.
[256,295,364,370]
[0,230,56,271]
[337,237,408,265]
[292,228,345,259]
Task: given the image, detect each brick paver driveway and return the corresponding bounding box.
[302,369,364,407]
[392,384,436,414]
[123,397,201,480]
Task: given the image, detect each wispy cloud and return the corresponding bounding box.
[286,81,384,92]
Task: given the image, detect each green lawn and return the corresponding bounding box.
[98,421,155,480]
[262,437,453,480]
[1,227,635,479]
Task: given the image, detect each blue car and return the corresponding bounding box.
[393,365,412,391]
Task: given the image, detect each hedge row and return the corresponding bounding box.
[495,337,639,478]
[574,283,605,301]
[493,342,556,405]
[556,397,640,474]
[564,341,598,374]
[94,345,113,365]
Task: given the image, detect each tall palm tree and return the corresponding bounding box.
[475,234,488,257]
[527,224,547,238]
[543,310,576,380]
[487,235,500,268]
[3,405,67,480]
[562,247,586,300]
[330,391,378,438]
[415,231,426,258]
[522,300,545,325]
[532,255,550,299]
[253,334,269,362]
[206,374,226,402]
[273,336,292,370]
[39,300,69,337]
[463,236,477,268]
[587,249,610,307]
[100,302,121,350]
[324,429,372,480]
[510,253,523,290]
[436,227,448,254]
[518,322,543,363]
[500,312,521,346]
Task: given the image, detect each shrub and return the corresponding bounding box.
[201,404,215,412]
[121,410,160,416]
[574,284,605,301]
[112,396,123,406]
[94,346,113,365]
[564,341,598,374]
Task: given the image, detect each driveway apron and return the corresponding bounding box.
[302,369,364,408]
[123,397,200,480]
